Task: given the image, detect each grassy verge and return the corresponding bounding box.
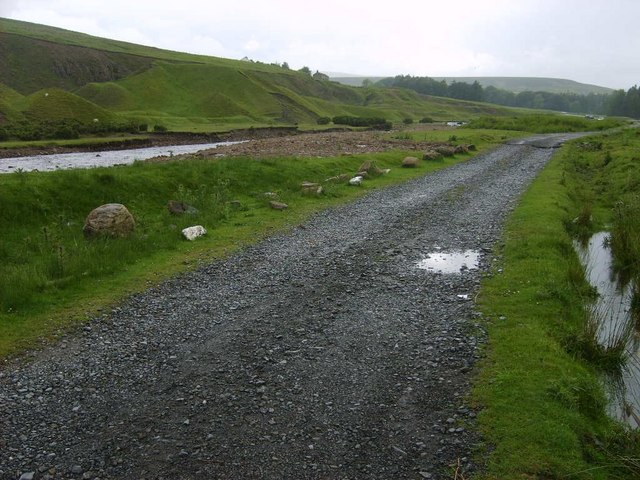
[474,127,640,478]
[0,132,497,358]
[0,134,152,150]
[464,113,629,133]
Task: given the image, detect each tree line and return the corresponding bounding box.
[376,75,640,119]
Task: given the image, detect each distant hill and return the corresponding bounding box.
[431,77,614,95]
[330,74,613,96]
[0,17,519,133]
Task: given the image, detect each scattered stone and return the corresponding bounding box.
[466,144,477,151]
[70,465,83,475]
[83,203,135,238]
[348,175,364,186]
[422,150,442,161]
[434,145,456,157]
[324,173,351,183]
[19,473,35,480]
[229,200,243,209]
[357,160,385,177]
[453,145,469,154]
[301,182,323,196]
[402,156,420,168]
[167,200,198,215]
[181,225,207,241]
[269,201,289,210]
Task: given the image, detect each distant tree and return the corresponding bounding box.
[282,61,290,70]
[362,79,372,87]
[298,66,312,75]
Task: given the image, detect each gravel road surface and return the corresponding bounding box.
[0,133,581,480]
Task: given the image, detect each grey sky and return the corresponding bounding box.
[2,0,638,89]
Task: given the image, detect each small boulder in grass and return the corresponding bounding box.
[358,160,385,177]
[301,181,324,196]
[269,200,289,210]
[349,175,364,186]
[402,156,420,168]
[182,225,207,241]
[167,200,198,215]
[325,173,351,183]
[434,145,456,157]
[422,150,442,161]
[453,145,469,154]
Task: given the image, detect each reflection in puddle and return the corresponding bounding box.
[575,232,640,428]
[417,249,479,274]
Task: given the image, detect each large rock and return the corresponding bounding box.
[83,203,135,238]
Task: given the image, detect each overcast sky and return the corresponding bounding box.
[1,0,638,89]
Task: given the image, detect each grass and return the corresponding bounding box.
[0,134,151,149]
[0,134,488,358]
[474,127,640,478]
[0,17,532,136]
[464,113,628,133]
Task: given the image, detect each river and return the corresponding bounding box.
[0,141,244,174]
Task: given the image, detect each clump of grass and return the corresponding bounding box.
[568,302,632,374]
[564,202,595,241]
[610,197,640,282]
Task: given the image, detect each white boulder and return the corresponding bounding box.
[182,225,207,241]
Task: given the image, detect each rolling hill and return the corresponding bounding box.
[330,74,613,96]
[0,17,518,134]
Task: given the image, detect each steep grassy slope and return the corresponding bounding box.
[0,83,27,124]
[0,31,154,95]
[24,88,120,123]
[0,17,521,133]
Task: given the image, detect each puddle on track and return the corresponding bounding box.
[416,249,480,274]
[575,232,640,428]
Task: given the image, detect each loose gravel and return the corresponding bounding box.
[0,133,580,480]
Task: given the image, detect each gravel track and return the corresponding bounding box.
[1,134,579,480]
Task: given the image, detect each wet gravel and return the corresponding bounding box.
[0,134,577,479]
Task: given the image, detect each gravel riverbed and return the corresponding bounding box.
[0,133,580,479]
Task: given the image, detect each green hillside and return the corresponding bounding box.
[24,88,119,123]
[0,17,518,134]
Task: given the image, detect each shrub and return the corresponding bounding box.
[419,117,434,123]
[316,116,331,125]
[332,115,390,129]
[403,117,414,125]
[153,124,168,133]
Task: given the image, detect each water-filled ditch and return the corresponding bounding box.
[575,232,640,428]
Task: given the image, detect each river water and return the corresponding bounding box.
[0,141,243,174]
